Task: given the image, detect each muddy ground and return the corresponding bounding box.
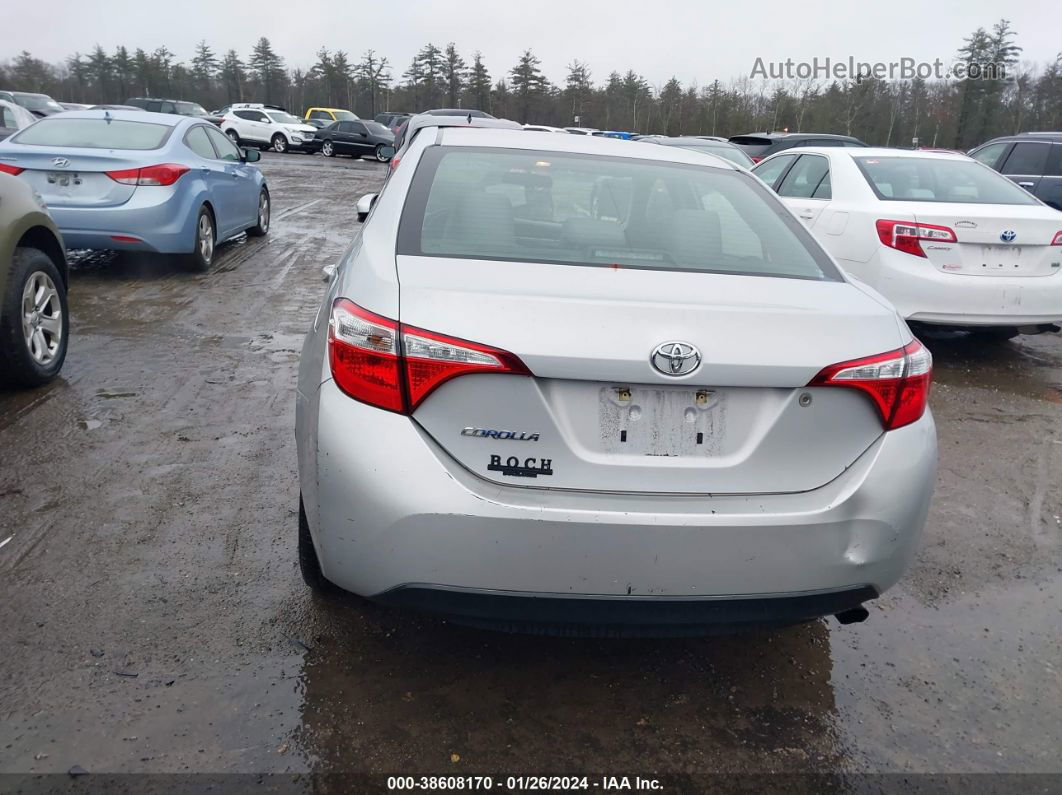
[1,152,1060,788]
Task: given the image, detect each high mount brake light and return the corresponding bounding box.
[809,339,932,430]
[106,163,189,186]
[875,219,957,258]
[327,298,530,413]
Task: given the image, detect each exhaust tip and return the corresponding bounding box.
[835,606,870,625]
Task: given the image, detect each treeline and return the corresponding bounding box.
[2,20,1060,149]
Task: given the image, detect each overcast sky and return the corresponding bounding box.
[3,0,1060,86]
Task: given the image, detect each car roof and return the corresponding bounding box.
[435,127,739,169]
[654,137,735,147]
[35,109,186,127]
[979,132,1062,145]
[732,132,861,142]
[783,146,971,161]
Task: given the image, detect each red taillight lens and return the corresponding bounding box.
[327,299,530,413]
[809,339,932,430]
[328,299,404,413]
[750,156,763,164]
[875,219,957,258]
[0,163,25,176]
[1051,231,1062,246]
[106,163,189,186]
[389,155,401,171]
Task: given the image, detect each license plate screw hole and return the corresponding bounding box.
[616,387,631,403]
[695,390,709,406]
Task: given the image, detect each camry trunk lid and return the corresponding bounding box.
[400,256,906,495]
[909,203,1062,277]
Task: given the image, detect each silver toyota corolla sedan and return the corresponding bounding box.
[295,128,937,635]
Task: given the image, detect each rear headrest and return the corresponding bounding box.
[444,192,516,251]
[662,209,722,266]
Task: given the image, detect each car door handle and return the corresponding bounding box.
[1017,181,1035,188]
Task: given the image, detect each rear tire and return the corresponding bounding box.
[374,144,390,162]
[321,140,335,157]
[0,248,68,388]
[225,129,240,146]
[247,188,270,237]
[184,206,216,273]
[271,133,288,153]
[299,496,339,595]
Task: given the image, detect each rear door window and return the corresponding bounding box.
[777,155,831,199]
[397,146,840,281]
[1046,145,1062,177]
[970,142,1009,169]
[11,117,172,149]
[185,125,217,159]
[1001,142,1050,176]
[751,153,797,188]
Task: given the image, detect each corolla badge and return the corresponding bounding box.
[1000,230,1017,243]
[52,157,70,168]
[650,341,701,377]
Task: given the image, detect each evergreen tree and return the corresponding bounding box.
[443,43,466,108]
[248,37,286,104]
[509,49,548,123]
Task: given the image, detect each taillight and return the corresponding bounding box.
[327,298,530,413]
[875,219,957,258]
[1051,231,1062,246]
[750,156,763,164]
[106,163,189,186]
[0,163,25,176]
[809,339,932,431]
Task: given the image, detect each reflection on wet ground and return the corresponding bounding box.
[0,153,1060,780]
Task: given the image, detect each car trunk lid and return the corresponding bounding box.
[0,149,142,207]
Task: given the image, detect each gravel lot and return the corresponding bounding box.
[1,151,1060,784]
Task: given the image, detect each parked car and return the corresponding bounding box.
[221,105,318,153]
[0,171,68,387]
[2,91,64,118]
[374,112,411,133]
[311,119,394,161]
[0,110,270,272]
[125,97,223,126]
[592,130,634,140]
[968,132,1062,211]
[213,102,287,118]
[90,104,143,112]
[304,107,360,125]
[422,108,494,119]
[523,124,567,133]
[59,102,93,111]
[564,127,598,135]
[392,114,522,156]
[753,146,1062,336]
[729,132,866,163]
[0,100,38,142]
[295,129,936,635]
[641,136,754,168]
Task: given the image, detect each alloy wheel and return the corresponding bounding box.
[198,213,215,264]
[20,271,63,366]
[259,192,270,231]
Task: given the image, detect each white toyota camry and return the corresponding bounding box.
[753,147,1062,336]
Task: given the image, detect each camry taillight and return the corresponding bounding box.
[809,339,932,430]
[875,219,957,258]
[0,163,25,176]
[106,163,189,186]
[328,298,530,413]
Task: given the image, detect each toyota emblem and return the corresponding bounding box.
[650,341,701,377]
[1000,230,1016,243]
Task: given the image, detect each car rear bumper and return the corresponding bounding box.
[302,380,937,618]
[49,189,197,254]
[869,250,1062,325]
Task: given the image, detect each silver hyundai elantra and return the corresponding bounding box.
[295,128,937,635]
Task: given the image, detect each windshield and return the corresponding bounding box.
[267,111,302,125]
[853,156,1040,205]
[14,93,63,113]
[175,102,210,117]
[676,145,754,168]
[333,110,358,121]
[397,147,838,281]
[364,121,392,137]
[11,118,171,150]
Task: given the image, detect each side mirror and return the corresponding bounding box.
[356,193,378,223]
[242,148,261,163]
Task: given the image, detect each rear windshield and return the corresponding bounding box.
[397,146,839,281]
[365,121,392,136]
[333,110,358,121]
[14,93,63,113]
[11,118,172,150]
[267,111,302,125]
[853,156,1040,204]
[175,102,209,117]
[728,136,773,157]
